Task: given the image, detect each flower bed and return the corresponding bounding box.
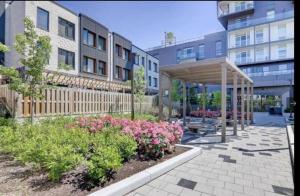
[0,115,184,193]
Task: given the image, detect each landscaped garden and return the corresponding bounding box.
[0,114,185,195]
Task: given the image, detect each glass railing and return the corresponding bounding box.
[218,2,254,17]
[235,57,253,65]
[248,69,294,77]
[178,52,197,61]
[228,10,294,30]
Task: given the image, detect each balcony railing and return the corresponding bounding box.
[228,10,294,30]
[235,57,253,65]
[218,1,254,17]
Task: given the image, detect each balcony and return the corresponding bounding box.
[235,57,253,65]
[228,10,294,31]
[177,52,197,64]
[217,1,254,28]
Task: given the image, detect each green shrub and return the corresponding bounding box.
[112,113,158,122]
[0,117,16,127]
[87,146,122,182]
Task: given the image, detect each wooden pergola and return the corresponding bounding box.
[158,57,254,142]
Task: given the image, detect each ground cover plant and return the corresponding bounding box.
[0,114,183,186]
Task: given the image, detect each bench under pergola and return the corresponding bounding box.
[158,57,254,142]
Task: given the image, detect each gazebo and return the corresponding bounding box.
[158,57,254,142]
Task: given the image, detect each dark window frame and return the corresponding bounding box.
[58,48,75,69]
[37,7,49,31]
[97,60,106,76]
[83,28,96,47]
[58,17,75,40]
[82,56,96,74]
[98,35,106,51]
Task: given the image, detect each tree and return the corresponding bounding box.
[171,80,182,102]
[132,66,146,114]
[0,17,51,123]
[212,91,222,110]
[198,92,208,110]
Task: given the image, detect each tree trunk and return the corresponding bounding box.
[139,101,142,114]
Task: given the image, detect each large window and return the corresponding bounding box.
[182,47,194,58]
[148,60,151,71]
[153,63,158,73]
[235,34,248,47]
[176,49,181,60]
[37,7,49,31]
[255,29,264,44]
[83,29,96,47]
[235,51,248,64]
[115,44,122,57]
[215,41,222,56]
[199,44,205,59]
[58,48,75,69]
[255,48,265,62]
[278,24,286,40]
[98,36,106,51]
[141,57,145,66]
[58,17,75,40]
[278,44,287,59]
[135,54,139,65]
[97,61,106,75]
[235,1,246,12]
[115,66,122,79]
[123,48,130,61]
[83,56,95,73]
[123,69,130,81]
[153,78,158,87]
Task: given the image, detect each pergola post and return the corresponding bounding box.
[251,84,254,124]
[202,83,206,123]
[182,80,187,126]
[168,77,173,120]
[233,72,238,135]
[221,64,227,143]
[241,78,245,130]
[159,72,164,121]
[246,82,250,126]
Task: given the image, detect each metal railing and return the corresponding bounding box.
[218,1,254,17]
[228,10,294,30]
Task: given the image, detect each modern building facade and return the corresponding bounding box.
[148,1,294,110]
[132,45,159,94]
[0,1,160,91]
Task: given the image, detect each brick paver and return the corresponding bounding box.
[127,114,294,196]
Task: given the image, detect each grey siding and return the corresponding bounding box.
[148,31,227,66]
[79,14,109,80]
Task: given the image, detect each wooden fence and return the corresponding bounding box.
[0,85,157,118]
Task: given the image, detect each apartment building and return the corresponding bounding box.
[132,45,159,94]
[218,0,294,110]
[148,1,294,110]
[2,1,80,75]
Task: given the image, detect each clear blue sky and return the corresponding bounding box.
[58,1,224,50]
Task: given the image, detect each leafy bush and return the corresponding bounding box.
[0,117,16,127]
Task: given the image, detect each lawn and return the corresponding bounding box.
[0,114,184,195]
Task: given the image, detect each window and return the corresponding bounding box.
[135,55,139,65]
[267,10,275,20]
[278,44,287,59]
[278,24,286,40]
[115,66,122,79]
[235,17,248,28]
[154,78,158,87]
[116,45,122,57]
[235,1,246,12]
[235,34,248,47]
[83,56,95,73]
[141,57,145,66]
[83,29,96,47]
[182,47,194,58]
[97,61,106,75]
[148,76,152,86]
[98,36,106,51]
[37,7,49,31]
[255,48,265,62]
[58,48,75,69]
[263,66,269,72]
[153,63,158,73]
[148,60,151,71]
[199,44,205,59]
[58,17,75,40]
[278,64,287,71]
[123,49,130,61]
[215,41,222,56]
[255,29,264,44]
[123,69,130,81]
[235,51,248,64]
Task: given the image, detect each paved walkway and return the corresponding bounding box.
[127,113,294,196]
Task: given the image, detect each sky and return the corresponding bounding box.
[58,1,224,50]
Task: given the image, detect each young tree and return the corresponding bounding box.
[171,80,182,102]
[0,17,51,123]
[198,92,208,110]
[212,91,222,110]
[133,66,146,114]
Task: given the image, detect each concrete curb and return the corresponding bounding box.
[89,144,202,196]
[286,125,294,165]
